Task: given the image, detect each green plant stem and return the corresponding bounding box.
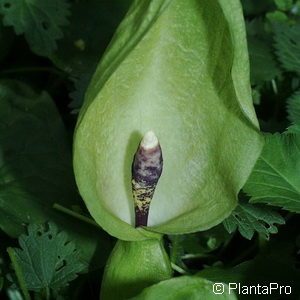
[7,247,31,300]
[181,253,212,260]
[170,262,188,275]
[53,203,100,228]
[169,235,181,264]
[271,79,278,94]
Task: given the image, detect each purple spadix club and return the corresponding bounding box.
[131,131,163,227]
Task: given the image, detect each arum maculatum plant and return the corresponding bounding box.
[73,0,264,299]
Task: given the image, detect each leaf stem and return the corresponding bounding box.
[181,253,212,260]
[53,203,100,228]
[170,262,188,275]
[169,235,181,264]
[7,247,31,300]
[271,79,278,94]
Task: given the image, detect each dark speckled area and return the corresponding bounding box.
[132,142,163,227]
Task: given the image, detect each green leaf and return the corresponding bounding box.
[244,133,300,213]
[246,18,266,37]
[50,0,131,110]
[291,77,300,90]
[287,90,300,125]
[0,16,14,62]
[74,0,264,241]
[13,223,85,291]
[223,199,285,240]
[286,123,300,133]
[274,0,293,11]
[69,72,94,111]
[51,0,130,77]
[0,0,70,57]
[241,0,274,16]
[199,222,300,300]
[0,80,112,268]
[129,276,237,300]
[173,226,230,257]
[274,23,300,72]
[252,88,261,105]
[169,226,230,273]
[245,18,281,86]
[266,11,291,23]
[248,36,281,85]
[168,235,190,274]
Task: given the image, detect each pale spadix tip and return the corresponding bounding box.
[140,131,159,150]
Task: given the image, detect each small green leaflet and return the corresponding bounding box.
[223,199,284,240]
[273,23,300,73]
[0,0,70,56]
[244,133,300,213]
[287,90,300,125]
[13,223,85,292]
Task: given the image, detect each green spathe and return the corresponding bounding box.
[74,0,264,240]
